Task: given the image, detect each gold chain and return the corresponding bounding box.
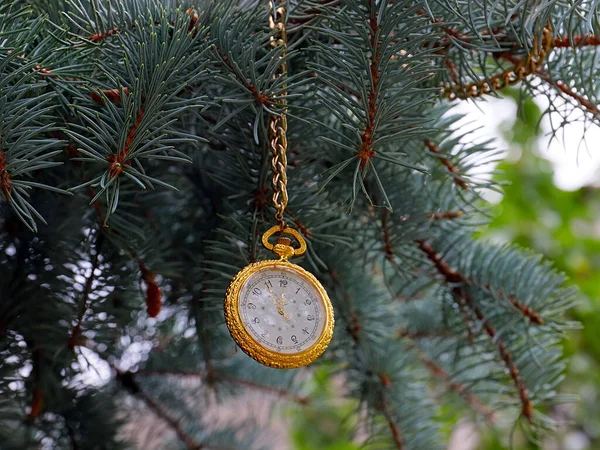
[442,25,553,100]
[268,0,288,230]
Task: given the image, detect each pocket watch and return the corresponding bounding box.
[223,0,334,368]
[224,226,334,369]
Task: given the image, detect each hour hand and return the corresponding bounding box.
[277,306,291,321]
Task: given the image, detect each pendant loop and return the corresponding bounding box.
[262,225,306,259]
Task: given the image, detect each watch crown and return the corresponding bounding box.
[273,236,295,260]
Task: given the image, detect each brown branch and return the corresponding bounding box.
[419,353,496,422]
[191,295,217,387]
[0,151,12,201]
[288,209,312,237]
[535,70,600,116]
[116,370,271,450]
[428,210,463,220]
[484,283,543,324]
[90,87,129,105]
[214,47,271,106]
[381,209,394,261]
[68,232,104,350]
[414,237,542,325]
[356,3,381,170]
[417,240,534,423]
[496,47,600,118]
[135,369,310,405]
[379,392,404,450]
[107,106,145,179]
[89,27,119,43]
[553,35,600,48]
[424,140,469,190]
[116,371,208,450]
[137,388,205,450]
[222,376,310,405]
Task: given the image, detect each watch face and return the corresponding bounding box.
[238,264,326,354]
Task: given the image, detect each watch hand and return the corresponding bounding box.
[268,287,290,320]
[275,294,291,320]
[277,306,291,321]
[279,292,288,306]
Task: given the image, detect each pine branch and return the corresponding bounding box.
[356,0,381,171]
[135,369,310,405]
[553,35,600,48]
[213,45,272,107]
[535,70,600,116]
[130,383,204,450]
[68,231,104,349]
[379,391,405,450]
[424,140,468,190]
[418,352,496,422]
[117,370,238,450]
[416,240,534,423]
[381,209,394,261]
[428,211,463,220]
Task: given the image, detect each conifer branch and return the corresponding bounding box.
[288,209,312,237]
[417,240,534,423]
[418,353,496,422]
[213,46,271,107]
[116,370,249,450]
[381,209,394,261]
[135,369,310,404]
[424,140,469,190]
[0,151,12,201]
[107,106,145,179]
[379,391,404,450]
[535,70,600,116]
[486,285,544,325]
[132,385,204,449]
[428,210,463,220]
[356,0,380,171]
[89,28,119,43]
[553,35,600,48]
[191,296,217,386]
[68,231,104,349]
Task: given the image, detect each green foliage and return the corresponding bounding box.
[290,368,360,450]
[0,1,595,449]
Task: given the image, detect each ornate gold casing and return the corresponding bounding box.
[224,259,334,369]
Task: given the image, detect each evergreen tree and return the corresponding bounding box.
[0,0,591,448]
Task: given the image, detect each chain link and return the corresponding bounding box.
[268,0,288,230]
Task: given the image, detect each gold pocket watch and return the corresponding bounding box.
[224,226,334,369]
[224,0,334,369]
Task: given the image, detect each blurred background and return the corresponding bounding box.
[286,91,600,450]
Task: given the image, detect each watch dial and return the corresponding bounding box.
[238,264,326,354]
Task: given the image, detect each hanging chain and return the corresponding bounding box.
[268,0,288,230]
[442,25,553,100]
